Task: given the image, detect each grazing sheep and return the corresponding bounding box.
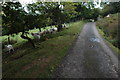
[92,20,94,22]
[47,29,53,34]
[5,44,14,53]
[53,27,58,31]
[43,30,49,34]
[51,27,58,33]
[48,28,57,34]
[38,31,46,36]
[106,14,110,17]
[62,23,68,29]
[31,32,41,40]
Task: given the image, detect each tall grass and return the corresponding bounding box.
[96,13,119,49]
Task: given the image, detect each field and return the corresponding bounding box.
[2,21,84,78]
[1,25,58,48]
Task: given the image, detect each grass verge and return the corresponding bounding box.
[97,26,120,56]
[2,21,84,78]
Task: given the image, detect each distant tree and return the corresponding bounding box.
[109,2,120,13]
[100,2,120,17]
[75,2,100,21]
[100,2,108,8]
[91,8,100,21]
[62,2,78,22]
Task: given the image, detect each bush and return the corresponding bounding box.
[96,13,119,49]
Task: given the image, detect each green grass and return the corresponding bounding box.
[2,21,84,78]
[1,25,59,48]
[97,26,120,56]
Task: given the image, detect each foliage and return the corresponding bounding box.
[2,2,24,35]
[100,2,120,17]
[96,13,119,49]
[2,21,84,78]
[2,2,101,47]
[97,26,120,56]
[75,2,100,21]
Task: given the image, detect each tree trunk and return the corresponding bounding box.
[39,28,41,32]
[57,24,62,32]
[8,36,11,44]
[21,32,35,48]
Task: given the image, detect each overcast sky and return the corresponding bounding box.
[18,0,101,9]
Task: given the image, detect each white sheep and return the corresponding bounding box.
[53,27,58,31]
[62,23,68,29]
[47,29,53,34]
[5,44,14,53]
[92,20,94,22]
[38,31,45,36]
[106,14,110,17]
[31,33,41,40]
[51,27,58,33]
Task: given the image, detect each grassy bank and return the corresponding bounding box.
[96,13,119,49]
[96,13,120,56]
[3,21,84,78]
[97,26,120,56]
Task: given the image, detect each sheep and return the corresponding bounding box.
[4,44,14,53]
[46,27,58,34]
[92,19,94,22]
[46,29,53,34]
[38,31,46,36]
[106,14,110,17]
[31,32,41,40]
[43,30,48,34]
[53,27,58,31]
[62,23,68,29]
[51,27,58,33]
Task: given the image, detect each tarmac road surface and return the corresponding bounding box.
[54,22,119,78]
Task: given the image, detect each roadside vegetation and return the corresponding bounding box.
[97,25,120,56]
[96,2,120,55]
[96,13,120,55]
[1,2,99,78]
[2,21,84,78]
[2,1,120,78]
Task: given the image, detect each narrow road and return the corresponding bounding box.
[54,22,119,78]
